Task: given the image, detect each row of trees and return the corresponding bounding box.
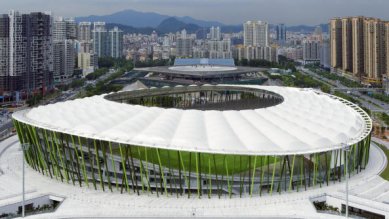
[133,58,175,68]
[81,58,134,97]
[235,55,298,72]
[306,65,362,88]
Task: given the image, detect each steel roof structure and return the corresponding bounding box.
[13,85,372,156]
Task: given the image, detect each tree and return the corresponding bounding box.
[98,57,115,68]
[240,59,248,66]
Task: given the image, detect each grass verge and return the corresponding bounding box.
[374,141,389,181]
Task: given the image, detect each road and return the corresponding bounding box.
[0,68,125,137]
[46,68,122,105]
[299,67,389,113]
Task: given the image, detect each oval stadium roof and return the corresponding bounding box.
[174,58,235,66]
[13,85,372,156]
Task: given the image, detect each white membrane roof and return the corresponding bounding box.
[13,85,372,155]
[168,66,237,72]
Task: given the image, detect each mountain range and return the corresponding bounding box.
[105,17,207,35]
[76,9,328,34]
[76,9,223,28]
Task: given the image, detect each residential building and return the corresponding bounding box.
[341,18,353,72]
[210,26,221,40]
[352,17,365,79]
[320,36,331,69]
[243,20,269,47]
[303,40,321,64]
[330,18,342,69]
[78,22,92,41]
[330,16,388,83]
[234,45,276,62]
[0,14,10,93]
[276,23,286,45]
[363,18,386,81]
[92,22,123,58]
[53,17,76,84]
[176,29,193,58]
[78,53,97,76]
[386,22,389,76]
[208,26,232,59]
[92,22,108,57]
[0,11,53,97]
[53,40,75,83]
[108,26,123,58]
[208,39,232,59]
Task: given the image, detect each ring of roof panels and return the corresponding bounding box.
[12,84,372,156]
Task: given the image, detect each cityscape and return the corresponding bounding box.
[0,0,389,218]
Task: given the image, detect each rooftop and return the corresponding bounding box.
[12,85,372,155]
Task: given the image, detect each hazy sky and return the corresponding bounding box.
[1,0,388,25]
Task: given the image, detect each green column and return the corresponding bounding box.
[208,157,212,199]
[313,153,317,186]
[269,156,276,195]
[93,140,104,191]
[250,156,257,196]
[86,138,97,189]
[118,143,130,192]
[195,152,200,198]
[62,134,75,185]
[300,155,303,191]
[52,131,69,183]
[156,148,168,195]
[69,135,83,187]
[77,136,89,187]
[44,129,59,180]
[145,148,152,194]
[101,142,112,192]
[108,142,119,190]
[288,155,296,191]
[178,151,189,196]
[136,146,146,193]
[259,156,267,196]
[27,125,47,174]
[224,156,232,198]
[212,154,220,198]
[128,146,139,195]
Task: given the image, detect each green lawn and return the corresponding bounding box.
[111,145,278,176]
[374,142,389,181]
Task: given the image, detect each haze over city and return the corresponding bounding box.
[1,0,389,25]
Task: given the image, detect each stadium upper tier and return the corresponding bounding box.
[174,58,235,66]
[13,85,372,156]
[168,65,238,72]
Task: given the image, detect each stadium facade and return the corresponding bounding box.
[12,85,372,198]
[133,58,267,86]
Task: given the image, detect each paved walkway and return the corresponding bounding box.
[0,136,388,218]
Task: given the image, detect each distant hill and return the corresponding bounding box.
[156,17,201,34]
[105,23,154,34]
[219,25,243,33]
[176,16,223,28]
[286,23,329,33]
[82,9,329,35]
[105,17,202,35]
[76,9,223,28]
[218,23,329,34]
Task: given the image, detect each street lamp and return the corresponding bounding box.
[21,143,30,218]
[342,143,351,218]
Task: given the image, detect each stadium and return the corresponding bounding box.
[12,84,372,198]
[130,58,267,86]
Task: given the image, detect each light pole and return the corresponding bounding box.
[21,143,30,218]
[342,143,351,218]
